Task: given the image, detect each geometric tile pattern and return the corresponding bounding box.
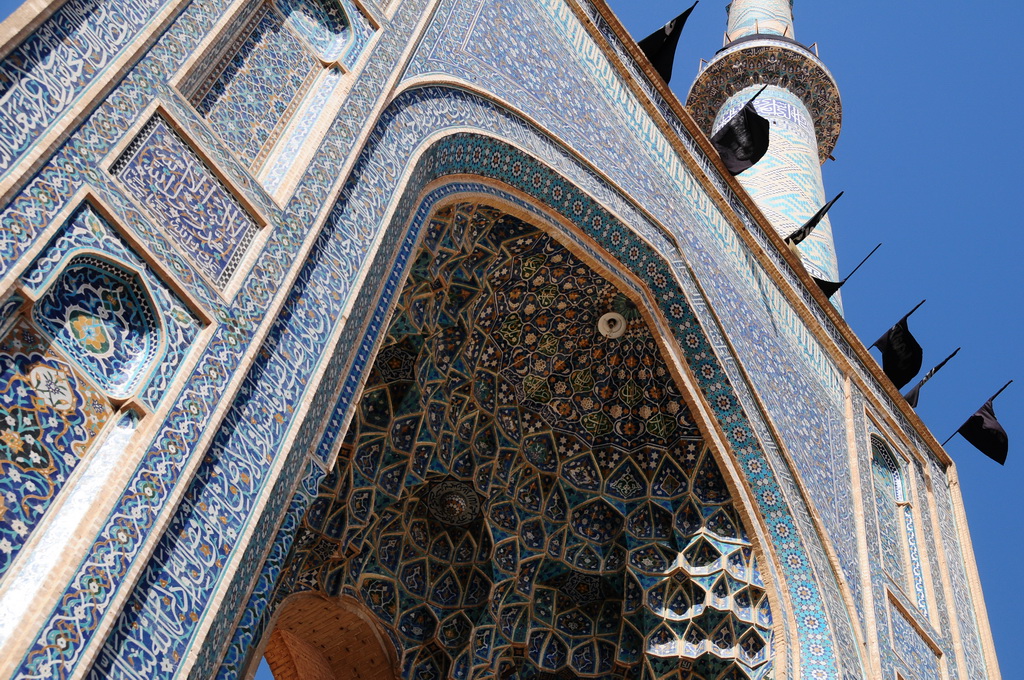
[111,115,261,289]
[32,256,160,400]
[188,4,319,172]
[14,40,852,675]
[19,203,204,410]
[0,0,993,673]
[277,203,774,680]
[278,0,351,61]
[889,602,940,680]
[0,318,114,581]
[7,0,429,671]
[403,23,860,667]
[404,7,859,609]
[185,96,851,675]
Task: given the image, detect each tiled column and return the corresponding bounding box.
[726,0,794,39]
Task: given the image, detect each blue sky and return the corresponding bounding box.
[1,0,1019,677]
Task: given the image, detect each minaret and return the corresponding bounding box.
[688,0,844,310]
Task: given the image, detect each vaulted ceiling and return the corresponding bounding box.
[277,203,775,680]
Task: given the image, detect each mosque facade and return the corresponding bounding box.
[0,0,1001,678]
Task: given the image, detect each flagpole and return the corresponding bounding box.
[904,346,961,405]
[940,380,1013,446]
[747,84,769,105]
[840,243,881,284]
[990,379,1014,402]
[904,299,926,320]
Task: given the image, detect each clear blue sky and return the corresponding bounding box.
[2,0,1019,677]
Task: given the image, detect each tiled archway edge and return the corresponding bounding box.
[203,93,859,679]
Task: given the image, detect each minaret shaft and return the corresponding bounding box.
[714,85,841,292]
[692,1,843,312]
[726,0,794,40]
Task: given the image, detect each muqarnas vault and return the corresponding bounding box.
[0,0,1001,679]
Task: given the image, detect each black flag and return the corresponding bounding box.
[947,381,1012,464]
[811,243,881,299]
[786,192,844,246]
[638,1,698,84]
[871,300,925,390]
[710,86,770,175]
[903,347,960,408]
[812,277,843,298]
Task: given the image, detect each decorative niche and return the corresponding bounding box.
[19,198,207,410]
[0,196,207,583]
[173,0,374,193]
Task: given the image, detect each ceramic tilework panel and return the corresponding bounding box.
[854,405,900,680]
[277,0,350,61]
[32,257,160,400]
[715,87,842,298]
[277,203,775,680]
[200,462,324,680]
[909,457,957,679]
[862,417,954,680]
[4,11,835,680]
[19,203,203,409]
[889,603,940,680]
[201,108,849,680]
[157,33,872,667]
[0,0,169,182]
[901,485,928,614]
[931,458,987,679]
[0,0,979,675]
[407,2,861,667]
[726,0,794,39]
[869,439,908,588]
[111,115,260,289]
[0,318,114,580]
[8,0,430,667]
[188,3,319,172]
[260,68,346,193]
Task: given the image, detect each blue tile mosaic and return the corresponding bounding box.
[263,201,776,680]
[192,114,846,679]
[32,257,160,400]
[0,0,994,675]
[0,318,114,581]
[890,602,940,680]
[870,437,908,588]
[20,202,204,410]
[0,0,170,182]
[189,4,319,171]
[277,0,351,61]
[110,115,260,289]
